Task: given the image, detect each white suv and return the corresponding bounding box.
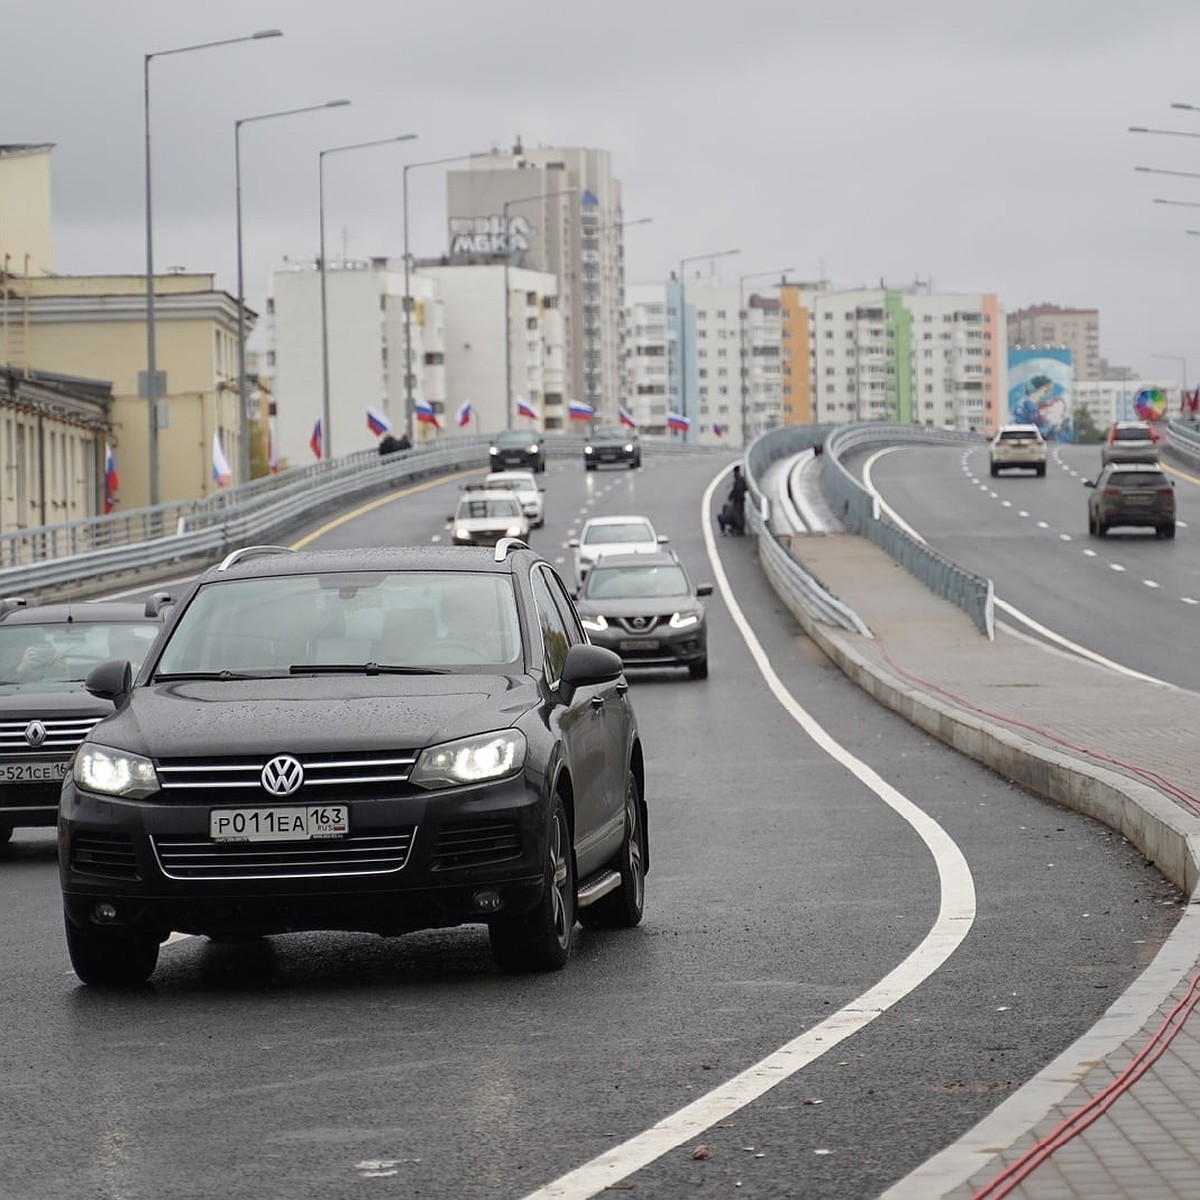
[989,424,1047,477]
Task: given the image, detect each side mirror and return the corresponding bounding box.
[144,591,173,617]
[1083,480,1096,489]
[696,583,714,597]
[567,538,580,548]
[657,534,669,544]
[560,643,623,692]
[85,659,133,707]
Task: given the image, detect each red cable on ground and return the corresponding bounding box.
[969,971,1200,1198]
[871,635,1200,819]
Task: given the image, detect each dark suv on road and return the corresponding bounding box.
[584,425,641,470]
[489,430,546,473]
[1085,464,1176,538]
[59,541,648,986]
[0,595,170,845]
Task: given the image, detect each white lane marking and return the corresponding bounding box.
[1184,597,1200,606]
[521,467,977,1200]
[1110,563,1126,573]
[1144,580,1161,589]
[862,450,1174,686]
[1037,521,1049,529]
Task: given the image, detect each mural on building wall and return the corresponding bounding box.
[448,214,533,263]
[1007,348,1074,441]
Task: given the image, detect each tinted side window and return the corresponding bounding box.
[541,566,586,646]
[531,568,571,681]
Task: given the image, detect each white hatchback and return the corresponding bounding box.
[568,515,670,591]
[484,470,545,528]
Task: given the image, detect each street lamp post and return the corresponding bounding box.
[402,152,482,437]
[739,267,794,447]
[318,133,417,460]
[677,249,739,444]
[144,27,282,507]
[235,99,349,484]
[502,188,577,428]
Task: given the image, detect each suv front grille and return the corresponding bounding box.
[70,832,139,880]
[151,829,417,880]
[155,752,417,798]
[432,819,522,870]
[0,716,101,755]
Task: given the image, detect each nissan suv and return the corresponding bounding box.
[0,595,170,846]
[59,542,648,986]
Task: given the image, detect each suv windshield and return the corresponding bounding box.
[583,564,689,599]
[584,521,655,544]
[156,572,522,672]
[458,497,520,519]
[495,432,538,446]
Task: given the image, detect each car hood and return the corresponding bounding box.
[576,597,702,620]
[88,673,539,758]
[0,684,114,718]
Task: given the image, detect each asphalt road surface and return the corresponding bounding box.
[0,451,1182,1200]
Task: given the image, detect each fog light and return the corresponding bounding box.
[92,901,118,924]
[473,889,502,913]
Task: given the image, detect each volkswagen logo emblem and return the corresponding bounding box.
[261,755,304,796]
[23,720,47,748]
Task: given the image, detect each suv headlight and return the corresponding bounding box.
[669,611,700,629]
[580,614,607,632]
[410,730,527,790]
[75,743,160,799]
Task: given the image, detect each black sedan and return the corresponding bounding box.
[488,430,546,473]
[59,542,647,985]
[574,551,711,679]
[584,425,641,469]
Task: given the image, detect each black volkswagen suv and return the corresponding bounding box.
[59,542,648,985]
[0,595,170,845]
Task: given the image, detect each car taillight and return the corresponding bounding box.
[1102,488,1121,498]
[1158,488,1174,498]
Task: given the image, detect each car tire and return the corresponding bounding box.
[1159,523,1177,539]
[1097,520,1108,538]
[579,771,645,930]
[585,462,596,471]
[0,825,12,845]
[489,795,575,972]
[688,658,708,680]
[989,463,999,477]
[64,919,160,987]
[1036,464,1046,477]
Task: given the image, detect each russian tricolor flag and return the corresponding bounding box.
[309,419,323,460]
[667,411,690,432]
[211,431,233,486]
[618,406,637,430]
[516,396,540,421]
[366,407,391,437]
[568,399,594,421]
[103,443,118,513]
[415,399,443,430]
[455,400,473,428]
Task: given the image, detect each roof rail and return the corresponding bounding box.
[216,545,294,572]
[0,596,28,619]
[494,538,530,561]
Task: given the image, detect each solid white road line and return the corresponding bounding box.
[520,468,977,1200]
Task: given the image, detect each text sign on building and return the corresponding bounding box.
[448,214,533,263]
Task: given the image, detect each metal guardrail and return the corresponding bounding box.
[0,433,712,599]
[742,423,995,639]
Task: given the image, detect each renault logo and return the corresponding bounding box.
[261,755,304,796]
[24,721,47,748]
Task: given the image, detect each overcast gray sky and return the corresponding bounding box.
[8,0,1200,384]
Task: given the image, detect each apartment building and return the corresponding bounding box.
[446,143,625,424]
[1008,303,1100,382]
[812,288,1005,431]
[270,257,561,464]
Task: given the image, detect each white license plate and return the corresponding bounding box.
[620,638,660,651]
[209,805,349,843]
[0,760,68,783]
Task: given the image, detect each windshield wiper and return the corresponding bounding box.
[153,670,283,681]
[288,663,447,676]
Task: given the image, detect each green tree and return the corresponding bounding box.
[1072,406,1103,444]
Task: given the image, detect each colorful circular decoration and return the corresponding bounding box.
[1133,387,1168,421]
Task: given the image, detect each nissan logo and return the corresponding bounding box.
[260,755,304,796]
[24,720,47,748]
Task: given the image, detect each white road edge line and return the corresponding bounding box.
[520,468,977,1200]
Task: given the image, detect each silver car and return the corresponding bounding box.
[1101,421,1161,466]
[568,515,669,591]
[484,470,545,528]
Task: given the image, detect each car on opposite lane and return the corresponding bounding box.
[575,551,711,679]
[0,595,170,846]
[483,470,545,528]
[1101,420,1161,466]
[450,485,531,547]
[59,542,648,986]
[568,514,670,592]
[1084,463,1176,538]
[489,430,546,473]
[989,424,1047,477]
[584,425,641,470]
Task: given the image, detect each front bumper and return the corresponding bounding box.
[59,773,550,939]
[0,774,66,828]
[588,625,706,669]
